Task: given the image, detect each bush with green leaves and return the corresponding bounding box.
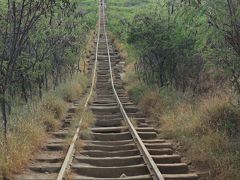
[0,0,97,136]
[127,6,203,91]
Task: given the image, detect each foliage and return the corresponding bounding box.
[109,0,240,95]
[109,0,240,179]
[128,7,203,91]
[107,0,150,40]
[176,0,240,93]
[0,0,97,137]
[0,0,96,178]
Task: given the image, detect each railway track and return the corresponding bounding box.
[16,1,199,180]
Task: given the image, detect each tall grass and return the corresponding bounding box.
[130,83,240,179]
[80,109,95,140]
[58,75,88,102]
[0,74,88,179]
[161,93,240,179]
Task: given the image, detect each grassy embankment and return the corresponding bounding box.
[0,0,98,177]
[0,74,89,179]
[107,0,240,179]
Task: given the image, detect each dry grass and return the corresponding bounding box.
[110,34,128,61]
[0,120,46,179]
[37,111,60,132]
[79,109,95,140]
[139,91,163,115]
[42,95,66,119]
[87,91,95,105]
[80,30,98,75]
[58,74,88,102]
[123,53,240,179]
[39,95,66,131]
[64,105,95,148]
[66,106,95,136]
[199,95,240,137]
[79,30,96,74]
[0,93,66,177]
[75,140,86,152]
[130,118,138,128]
[114,41,128,61]
[0,94,66,178]
[121,118,137,131]
[80,110,95,129]
[80,129,93,140]
[137,89,240,179]
[0,73,89,179]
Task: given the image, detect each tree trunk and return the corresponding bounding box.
[1,89,7,141]
[21,74,28,103]
[38,76,43,99]
[44,71,48,90]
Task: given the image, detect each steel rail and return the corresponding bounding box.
[57,0,165,179]
[56,2,101,179]
[101,0,165,180]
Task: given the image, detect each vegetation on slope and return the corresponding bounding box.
[0,0,97,178]
[107,0,240,179]
[0,73,89,178]
[132,87,240,179]
[0,0,97,137]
